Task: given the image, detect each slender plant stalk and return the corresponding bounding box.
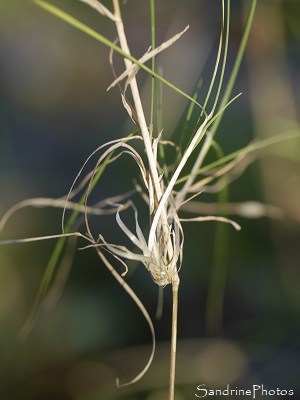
[111,0,174,263]
[112,0,160,204]
[169,273,180,400]
[112,3,181,394]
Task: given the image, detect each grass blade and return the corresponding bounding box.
[33,0,204,111]
[209,0,257,138]
[19,150,114,338]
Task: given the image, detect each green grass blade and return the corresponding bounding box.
[184,0,228,152]
[211,0,230,115]
[209,0,257,138]
[33,0,204,111]
[178,78,203,150]
[19,150,114,339]
[193,93,242,150]
[202,0,227,117]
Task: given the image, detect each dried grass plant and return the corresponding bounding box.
[1,0,300,399]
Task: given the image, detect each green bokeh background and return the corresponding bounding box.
[0,1,299,399]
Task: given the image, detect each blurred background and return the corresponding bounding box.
[0,0,299,399]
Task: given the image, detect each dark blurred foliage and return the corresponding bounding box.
[0,1,300,399]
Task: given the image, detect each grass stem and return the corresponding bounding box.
[169,273,180,400]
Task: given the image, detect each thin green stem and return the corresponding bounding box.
[202,0,227,117]
[211,0,230,115]
[157,66,163,134]
[209,0,257,138]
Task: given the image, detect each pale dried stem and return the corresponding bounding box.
[78,0,117,21]
[108,25,189,91]
[148,112,212,250]
[112,0,160,196]
[112,0,173,258]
